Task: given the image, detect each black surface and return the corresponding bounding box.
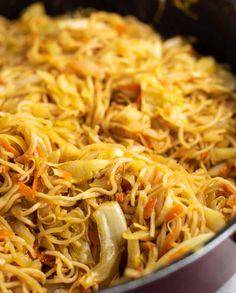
[0,1,236,292]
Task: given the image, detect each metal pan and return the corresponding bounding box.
[1,0,236,292]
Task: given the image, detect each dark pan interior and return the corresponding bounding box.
[0,1,236,292]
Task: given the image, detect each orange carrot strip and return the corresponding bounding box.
[116,192,124,203]
[0,165,9,174]
[62,171,71,180]
[142,135,153,149]
[223,184,234,194]
[115,24,126,34]
[168,247,187,262]
[51,142,57,151]
[0,229,13,240]
[143,241,155,251]
[12,174,20,184]
[220,165,231,176]
[159,79,170,88]
[32,177,39,193]
[18,182,35,199]
[161,228,178,256]
[16,154,31,164]
[144,196,157,220]
[150,154,159,162]
[136,265,143,272]
[166,205,184,222]
[117,83,141,94]
[200,151,209,160]
[0,138,19,157]
[227,195,236,207]
[35,144,44,157]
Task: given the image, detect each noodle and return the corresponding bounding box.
[0,3,235,292]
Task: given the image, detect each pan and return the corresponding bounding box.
[1,1,236,292]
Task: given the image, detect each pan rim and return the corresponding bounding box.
[100,217,236,293]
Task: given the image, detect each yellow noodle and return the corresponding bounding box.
[0,3,235,293]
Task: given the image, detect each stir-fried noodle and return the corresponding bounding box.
[0,4,235,292]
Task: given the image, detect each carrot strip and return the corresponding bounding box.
[32,177,39,193]
[159,79,170,88]
[223,184,234,194]
[0,138,19,157]
[150,154,159,162]
[166,205,184,222]
[200,151,209,160]
[168,247,187,262]
[12,174,20,184]
[144,196,157,220]
[136,265,143,272]
[0,229,13,240]
[51,142,57,151]
[62,171,71,180]
[220,165,231,176]
[227,195,236,207]
[142,135,153,149]
[143,241,155,251]
[115,24,126,34]
[16,154,31,164]
[35,144,44,157]
[117,83,141,94]
[116,192,124,203]
[161,228,178,256]
[0,165,9,174]
[18,182,35,199]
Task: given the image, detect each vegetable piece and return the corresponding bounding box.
[62,171,71,180]
[123,230,151,241]
[11,222,35,246]
[211,148,236,162]
[18,182,35,199]
[80,202,127,289]
[117,83,141,94]
[223,184,235,194]
[155,233,213,269]
[204,207,226,232]
[115,24,126,34]
[58,159,109,183]
[35,144,44,157]
[115,192,124,203]
[196,57,217,74]
[126,239,141,269]
[0,138,19,157]
[161,228,179,255]
[227,195,236,207]
[46,129,81,161]
[144,196,157,220]
[166,205,184,222]
[32,177,39,193]
[0,165,9,174]
[48,149,61,163]
[0,229,13,240]
[208,162,231,177]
